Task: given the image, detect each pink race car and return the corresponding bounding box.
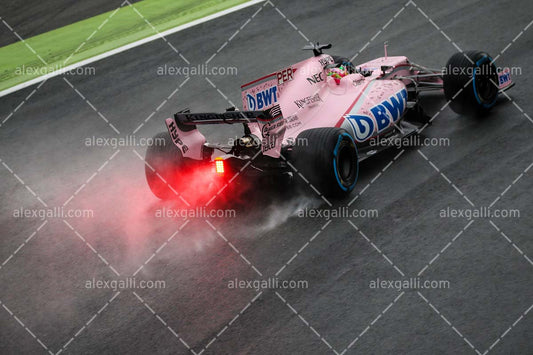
[145,43,514,199]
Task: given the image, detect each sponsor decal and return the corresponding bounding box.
[260,117,286,157]
[285,114,302,129]
[352,77,364,86]
[166,119,189,153]
[261,118,285,140]
[294,93,322,109]
[344,88,407,142]
[246,86,278,110]
[498,70,511,86]
[319,56,334,67]
[306,72,324,84]
[277,67,296,85]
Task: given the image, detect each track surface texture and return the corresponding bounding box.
[1,0,532,354]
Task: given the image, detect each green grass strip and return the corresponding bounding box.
[0,0,249,91]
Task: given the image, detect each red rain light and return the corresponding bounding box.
[215,157,225,174]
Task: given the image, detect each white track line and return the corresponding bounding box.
[0,0,265,98]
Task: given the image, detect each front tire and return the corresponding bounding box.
[443,50,499,115]
[291,128,358,197]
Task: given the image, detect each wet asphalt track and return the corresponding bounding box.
[1,0,532,354]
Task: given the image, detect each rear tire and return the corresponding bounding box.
[145,132,186,200]
[291,128,358,197]
[443,50,499,115]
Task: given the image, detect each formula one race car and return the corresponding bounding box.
[145,42,514,199]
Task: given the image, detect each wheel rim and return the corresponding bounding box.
[338,145,353,180]
[333,134,358,191]
[473,57,498,108]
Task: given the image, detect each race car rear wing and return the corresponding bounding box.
[171,105,286,159]
[174,109,262,126]
[174,107,279,127]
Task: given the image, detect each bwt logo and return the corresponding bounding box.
[247,86,278,110]
[345,88,407,142]
[498,71,511,85]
